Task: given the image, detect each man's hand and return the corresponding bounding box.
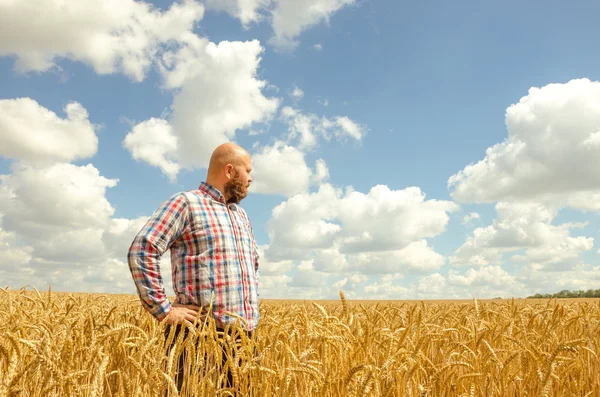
[162,303,203,325]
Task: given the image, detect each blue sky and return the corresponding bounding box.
[1,0,600,299]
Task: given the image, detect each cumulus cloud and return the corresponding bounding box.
[267,183,457,275]
[0,163,117,239]
[417,273,447,296]
[203,0,270,26]
[462,212,480,225]
[0,163,175,294]
[0,0,204,81]
[447,78,600,282]
[269,0,356,51]
[334,273,367,293]
[0,98,97,164]
[0,161,158,293]
[280,106,365,150]
[0,163,118,268]
[123,118,180,182]
[449,78,600,212]
[312,159,329,184]
[357,266,529,301]
[125,38,280,177]
[102,217,151,259]
[289,84,304,101]
[363,274,411,299]
[0,218,33,270]
[255,245,294,275]
[200,0,356,52]
[336,185,458,253]
[450,202,593,270]
[344,241,446,274]
[519,264,600,296]
[448,266,517,287]
[250,142,330,197]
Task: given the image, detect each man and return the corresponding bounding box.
[127,142,260,393]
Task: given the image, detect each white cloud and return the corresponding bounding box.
[102,217,151,259]
[450,202,593,270]
[448,266,517,287]
[267,184,342,253]
[336,185,458,253]
[290,261,330,288]
[344,240,446,274]
[143,38,280,171]
[123,118,180,182]
[333,273,368,293]
[0,164,134,291]
[0,0,204,81]
[255,245,294,275]
[0,161,160,293]
[519,264,600,296]
[81,258,140,293]
[328,116,363,141]
[0,98,97,164]
[357,268,529,300]
[269,0,356,51]
[354,267,527,301]
[250,142,313,196]
[417,273,447,296]
[250,143,332,197]
[448,79,600,282]
[462,212,480,225]
[290,84,304,101]
[280,106,365,150]
[0,162,176,295]
[267,183,457,275]
[448,78,600,211]
[0,163,117,239]
[0,218,33,270]
[333,277,347,290]
[200,1,352,52]
[312,159,329,184]
[0,164,118,268]
[363,274,411,299]
[203,0,270,26]
[32,227,106,266]
[257,274,293,297]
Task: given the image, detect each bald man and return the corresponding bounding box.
[127,143,259,392]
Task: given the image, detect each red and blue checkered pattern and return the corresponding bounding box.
[128,182,260,331]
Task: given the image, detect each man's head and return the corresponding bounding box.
[206,143,253,204]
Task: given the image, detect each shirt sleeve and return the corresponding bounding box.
[241,207,260,296]
[127,193,190,321]
[253,236,260,296]
[249,220,260,297]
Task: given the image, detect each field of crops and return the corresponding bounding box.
[1,288,599,396]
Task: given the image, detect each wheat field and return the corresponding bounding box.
[1,288,599,396]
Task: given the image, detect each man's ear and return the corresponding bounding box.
[225,164,233,179]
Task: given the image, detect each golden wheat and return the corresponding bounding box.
[0,287,599,396]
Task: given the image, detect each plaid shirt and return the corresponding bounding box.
[127,182,260,331]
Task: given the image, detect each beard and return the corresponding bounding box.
[224,171,249,204]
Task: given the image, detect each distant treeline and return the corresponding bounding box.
[527,289,600,299]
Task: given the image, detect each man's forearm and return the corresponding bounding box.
[128,236,172,321]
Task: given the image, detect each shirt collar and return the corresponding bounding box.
[198,182,226,203]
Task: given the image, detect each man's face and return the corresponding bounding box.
[224,157,252,204]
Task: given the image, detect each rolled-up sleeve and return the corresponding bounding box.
[127,193,190,321]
